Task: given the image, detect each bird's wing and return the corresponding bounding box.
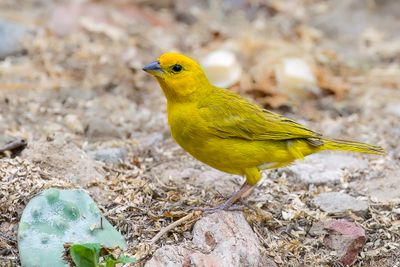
[198,88,322,142]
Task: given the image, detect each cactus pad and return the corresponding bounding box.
[18,188,127,267]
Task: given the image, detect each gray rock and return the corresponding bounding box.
[0,20,30,58]
[146,211,276,267]
[287,153,368,184]
[314,192,369,215]
[351,170,400,203]
[87,147,127,164]
[0,135,27,156]
[22,138,105,186]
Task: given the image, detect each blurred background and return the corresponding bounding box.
[0,0,399,266]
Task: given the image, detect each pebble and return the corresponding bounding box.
[87,147,127,164]
[313,192,369,215]
[0,20,30,58]
[63,114,85,134]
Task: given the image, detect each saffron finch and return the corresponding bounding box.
[143,52,384,211]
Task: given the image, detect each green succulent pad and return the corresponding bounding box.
[18,188,127,267]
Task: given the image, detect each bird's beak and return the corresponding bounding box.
[143,60,164,77]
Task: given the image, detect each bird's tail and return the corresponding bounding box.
[321,138,385,155]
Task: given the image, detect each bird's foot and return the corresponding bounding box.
[193,183,256,214]
[193,203,244,213]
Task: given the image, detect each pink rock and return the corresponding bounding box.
[145,211,276,267]
[324,219,366,266]
[186,253,220,267]
[145,245,191,267]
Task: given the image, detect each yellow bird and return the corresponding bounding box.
[143,52,384,211]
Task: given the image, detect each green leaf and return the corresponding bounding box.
[116,255,136,263]
[70,243,101,267]
[104,255,136,267]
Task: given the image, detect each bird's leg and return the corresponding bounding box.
[196,182,256,213]
[196,168,261,213]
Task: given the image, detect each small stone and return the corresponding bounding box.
[323,219,366,266]
[0,20,30,58]
[275,57,320,97]
[64,114,85,134]
[201,50,242,88]
[0,135,27,156]
[314,192,369,215]
[308,221,326,237]
[87,147,127,164]
[287,153,368,184]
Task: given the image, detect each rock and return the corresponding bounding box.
[201,50,242,88]
[22,138,105,186]
[192,211,275,267]
[287,153,368,184]
[308,221,326,237]
[87,147,127,164]
[146,212,276,267]
[313,192,369,215]
[275,57,320,97]
[63,114,85,134]
[351,170,400,203]
[323,219,366,266]
[145,245,192,267]
[0,135,27,156]
[0,20,30,58]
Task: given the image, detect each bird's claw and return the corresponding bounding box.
[192,204,245,214]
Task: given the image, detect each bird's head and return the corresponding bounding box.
[143,52,210,102]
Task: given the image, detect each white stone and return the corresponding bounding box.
[275,57,320,96]
[201,50,242,88]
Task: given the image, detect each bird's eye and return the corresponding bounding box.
[171,64,183,73]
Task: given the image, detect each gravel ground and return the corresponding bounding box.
[0,0,399,266]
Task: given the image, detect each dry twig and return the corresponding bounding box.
[150,211,200,244]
